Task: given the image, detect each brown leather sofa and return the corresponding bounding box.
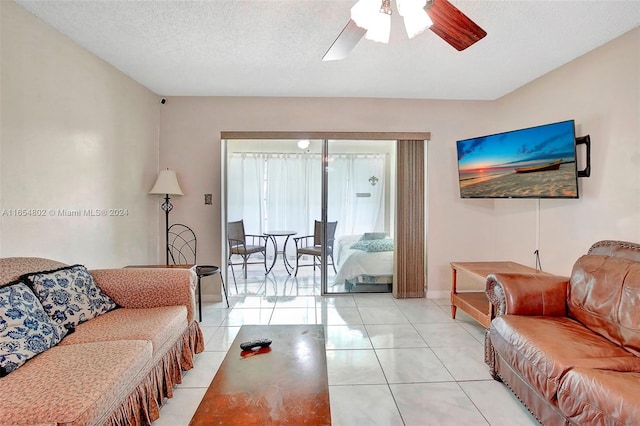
[485,240,640,425]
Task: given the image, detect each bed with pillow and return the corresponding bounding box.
[333,233,394,292]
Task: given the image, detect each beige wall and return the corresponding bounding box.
[161,28,639,298]
[160,97,497,297]
[491,26,640,277]
[1,1,160,267]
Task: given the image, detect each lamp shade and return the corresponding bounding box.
[149,169,184,195]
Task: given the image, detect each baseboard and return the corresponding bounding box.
[201,294,222,303]
[202,288,448,302]
[426,290,450,299]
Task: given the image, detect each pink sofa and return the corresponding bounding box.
[0,257,205,425]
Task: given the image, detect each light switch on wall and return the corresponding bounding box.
[204,194,212,205]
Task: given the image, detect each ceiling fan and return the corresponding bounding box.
[323,0,486,61]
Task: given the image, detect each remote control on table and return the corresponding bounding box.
[240,338,272,351]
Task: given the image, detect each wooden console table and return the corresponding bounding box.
[450,261,546,328]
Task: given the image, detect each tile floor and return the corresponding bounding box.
[152,268,539,426]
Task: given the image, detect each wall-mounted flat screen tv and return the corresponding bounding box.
[456,120,579,199]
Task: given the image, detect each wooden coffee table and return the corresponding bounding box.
[189,324,331,425]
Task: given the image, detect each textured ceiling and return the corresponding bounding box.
[14,0,640,100]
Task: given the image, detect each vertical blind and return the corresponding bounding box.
[394,140,425,298]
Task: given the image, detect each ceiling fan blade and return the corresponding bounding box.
[426,0,486,51]
[322,19,366,61]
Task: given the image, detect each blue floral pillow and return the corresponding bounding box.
[350,239,394,252]
[22,265,117,329]
[0,281,68,376]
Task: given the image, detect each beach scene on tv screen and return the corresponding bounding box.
[457,121,578,198]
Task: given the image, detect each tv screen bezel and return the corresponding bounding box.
[456,120,579,199]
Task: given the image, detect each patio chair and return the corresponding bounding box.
[227,220,268,285]
[293,220,337,276]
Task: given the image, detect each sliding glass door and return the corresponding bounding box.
[324,140,396,295]
[226,139,322,294]
[222,133,418,297]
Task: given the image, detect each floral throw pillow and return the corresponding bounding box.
[22,265,117,329]
[350,239,394,252]
[0,281,68,376]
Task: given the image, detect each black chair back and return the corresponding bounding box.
[312,220,337,249]
[227,220,246,248]
[168,223,197,265]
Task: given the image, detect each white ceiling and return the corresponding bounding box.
[14,0,640,100]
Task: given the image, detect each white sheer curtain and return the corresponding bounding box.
[228,152,386,247]
[265,153,321,258]
[227,154,265,234]
[328,154,386,236]
[265,153,319,233]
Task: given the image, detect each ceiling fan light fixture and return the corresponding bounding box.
[402,9,432,38]
[365,13,391,43]
[326,0,486,61]
[397,0,432,38]
[379,0,392,15]
[351,0,391,43]
[396,0,425,16]
[351,0,432,44]
[351,0,378,28]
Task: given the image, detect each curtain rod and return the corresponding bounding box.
[229,152,388,157]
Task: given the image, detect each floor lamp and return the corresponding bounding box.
[149,169,184,265]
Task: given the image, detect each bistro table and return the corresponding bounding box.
[263,230,297,275]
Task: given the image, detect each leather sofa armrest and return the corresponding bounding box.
[485,272,569,317]
[90,268,197,323]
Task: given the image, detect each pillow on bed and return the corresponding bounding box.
[350,239,394,252]
[359,232,388,241]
